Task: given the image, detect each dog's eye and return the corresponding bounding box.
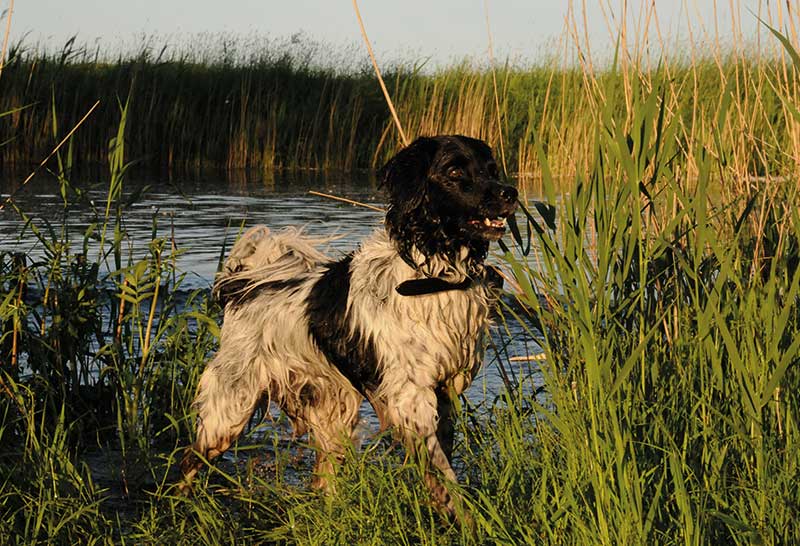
[447,167,465,179]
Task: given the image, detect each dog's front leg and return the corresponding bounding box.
[420,430,460,517]
[386,386,463,519]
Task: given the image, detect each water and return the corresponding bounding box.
[2,172,387,289]
[1,171,544,475]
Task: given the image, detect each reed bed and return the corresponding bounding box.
[1,3,800,192]
[2,1,800,544]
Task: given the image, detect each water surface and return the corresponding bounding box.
[1,171,544,444]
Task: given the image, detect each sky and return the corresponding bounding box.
[2,1,777,67]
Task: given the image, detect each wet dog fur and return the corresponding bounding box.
[180,135,518,518]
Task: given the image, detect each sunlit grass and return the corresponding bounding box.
[2,2,800,544]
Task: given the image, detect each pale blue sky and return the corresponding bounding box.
[4,1,771,66]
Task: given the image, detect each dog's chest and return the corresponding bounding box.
[394,286,488,342]
[388,283,490,388]
[348,242,491,387]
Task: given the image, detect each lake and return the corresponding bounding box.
[1,170,544,449]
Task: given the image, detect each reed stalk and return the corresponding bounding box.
[0,0,13,82]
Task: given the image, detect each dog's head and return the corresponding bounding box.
[379,135,518,267]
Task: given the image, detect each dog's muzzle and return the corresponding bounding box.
[466,183,518,240]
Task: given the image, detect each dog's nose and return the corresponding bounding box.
[499,186,518,204]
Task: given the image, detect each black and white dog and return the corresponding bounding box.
[180,135,518,516]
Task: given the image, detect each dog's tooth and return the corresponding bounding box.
[483,218,491,227]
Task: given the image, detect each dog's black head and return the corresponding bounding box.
[378,135,518,268]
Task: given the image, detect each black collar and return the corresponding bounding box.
[395,250,500,297]
[395,277,473,296]
[396,253,477,296]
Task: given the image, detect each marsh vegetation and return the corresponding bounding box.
[2,5,800,544]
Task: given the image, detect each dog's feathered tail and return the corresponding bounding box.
[214,226,332,308]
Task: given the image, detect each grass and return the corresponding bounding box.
[2,2,800,544]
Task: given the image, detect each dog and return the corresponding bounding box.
[180,135,518,517]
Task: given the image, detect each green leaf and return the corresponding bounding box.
[760,18,800,71]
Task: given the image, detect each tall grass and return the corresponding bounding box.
[497,59,800,542]
[1,102,220,541]
[0,50,791,182]
[0,37,389,174]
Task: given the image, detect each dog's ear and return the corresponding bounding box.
[378,137,439,212]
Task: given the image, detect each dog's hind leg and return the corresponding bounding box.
[300,382,362,492]
[180,359,263,490]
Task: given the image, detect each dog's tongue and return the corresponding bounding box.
[469,218,505,229]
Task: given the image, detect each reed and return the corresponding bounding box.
[491,22,800,541]
[1,1,799,187]
[1,1,799,544]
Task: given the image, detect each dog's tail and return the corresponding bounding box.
[214,225,331,308]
